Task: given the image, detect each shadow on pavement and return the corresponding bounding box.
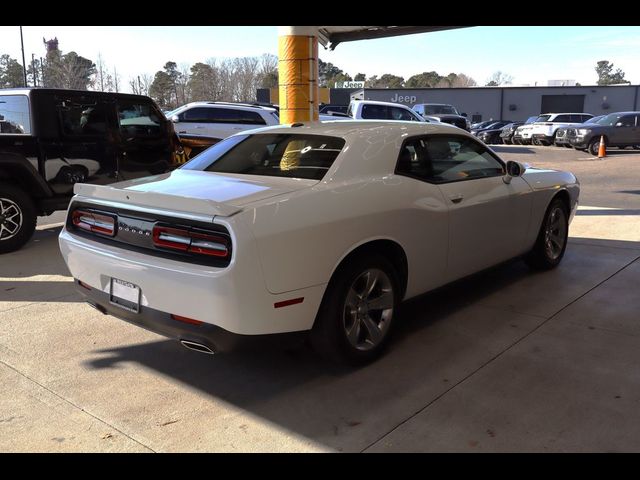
[82,239,640,452]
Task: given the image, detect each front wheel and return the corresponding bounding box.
[0,184,37,254]
[311,254,399,364]
[525,198,569,270]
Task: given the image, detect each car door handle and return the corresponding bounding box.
[194,126,205,129]
[232,127,243,130]
[449,194,464,204]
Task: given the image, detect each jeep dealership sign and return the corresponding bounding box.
[335,81,365,89]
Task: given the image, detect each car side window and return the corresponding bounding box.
[389,106,416,121]
[396,135,505,184]
[361,104,388,119]
[181,107,212,122]
[208,108,244,124]
[554,115,571,122]
[240,110,267,125]
[57,97,109,137]
[0,95,31,134]
[618,115,636,127]
[118,101,163,137]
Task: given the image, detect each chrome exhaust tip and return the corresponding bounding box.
[180,340,215,355]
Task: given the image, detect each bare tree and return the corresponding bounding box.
[486,71,513,86]
[113,66,120,93]
[450,73,477,87]
[95,53,106,91]
[178,62,191,104]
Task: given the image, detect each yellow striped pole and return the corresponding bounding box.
[277,26,320,124]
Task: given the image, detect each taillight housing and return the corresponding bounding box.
[71,209,116,237]
[152,225,230,258]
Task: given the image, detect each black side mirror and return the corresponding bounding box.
[461,112,468,117]
[503,160,525,184]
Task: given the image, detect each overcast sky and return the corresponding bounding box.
[2,26,639,92]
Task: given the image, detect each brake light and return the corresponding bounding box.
[152,226,230,258]
[72,210,116,236]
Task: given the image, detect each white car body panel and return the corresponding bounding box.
[59,121,579,337]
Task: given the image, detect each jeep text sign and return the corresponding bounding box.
[335,81,365,89]
[390,93,417,104]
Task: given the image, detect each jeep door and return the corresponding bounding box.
[115,99,172,180]
[50,94,117,195]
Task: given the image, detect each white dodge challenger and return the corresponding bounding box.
[59,121,579,363]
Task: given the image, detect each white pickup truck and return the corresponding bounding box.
[347,100,439,123]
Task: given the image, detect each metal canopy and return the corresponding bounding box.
[316,26,468,50]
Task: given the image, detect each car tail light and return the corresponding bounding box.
[152,225,230,258]
[72,209,116,236]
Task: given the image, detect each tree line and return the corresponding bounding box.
[0,41,632,109]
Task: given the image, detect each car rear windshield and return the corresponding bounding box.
[181,133,346,180]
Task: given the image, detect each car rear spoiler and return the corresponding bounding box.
[73,183,242,218]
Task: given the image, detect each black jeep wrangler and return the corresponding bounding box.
[0,88,179,253]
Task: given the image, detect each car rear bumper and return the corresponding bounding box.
[59,228,326,336]
[75,280,307,353]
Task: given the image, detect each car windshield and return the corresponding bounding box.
[535,115,552,122]
[181,133,346,181]
[525,116,538,124]
[595,113,625,126]
[584,115,604,124]
[423,105,459,115]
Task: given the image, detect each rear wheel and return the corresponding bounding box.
[311,254,399,364]
[0,184,37,254]
[525,198,569,270]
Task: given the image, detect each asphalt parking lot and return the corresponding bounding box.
[1,145,639,452]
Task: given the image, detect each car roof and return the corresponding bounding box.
[177,101,276,112]
[236,119,463,138]
[541,112,593,116]
[0,87,153,102]
[350,99,413,108]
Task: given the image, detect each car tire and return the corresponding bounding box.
[525,198,569,270]
[503,139,512,145]
[633,145,640,150]
[588,137,602,156]
[0,183,37,254]
[310,253,400,365]
[564,144,573,148]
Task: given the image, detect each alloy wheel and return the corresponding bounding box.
[342,268,394,351]
[544,206,567,260]
[0,197,23,241]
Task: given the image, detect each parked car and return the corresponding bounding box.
[513,116,544,145]
[59,121,579,364]
[554,115,604,148]
[412,103,471,130]
[0,88,178,253]
[529,113,594,146]
[566,111,640,155]
[499,121,526,145]
[474,121,513,144]
[347,100,434,122]
[168,102,279,140]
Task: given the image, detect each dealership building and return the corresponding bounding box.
[259,84,640,123]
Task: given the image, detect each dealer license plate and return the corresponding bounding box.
[109,278,140,313]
